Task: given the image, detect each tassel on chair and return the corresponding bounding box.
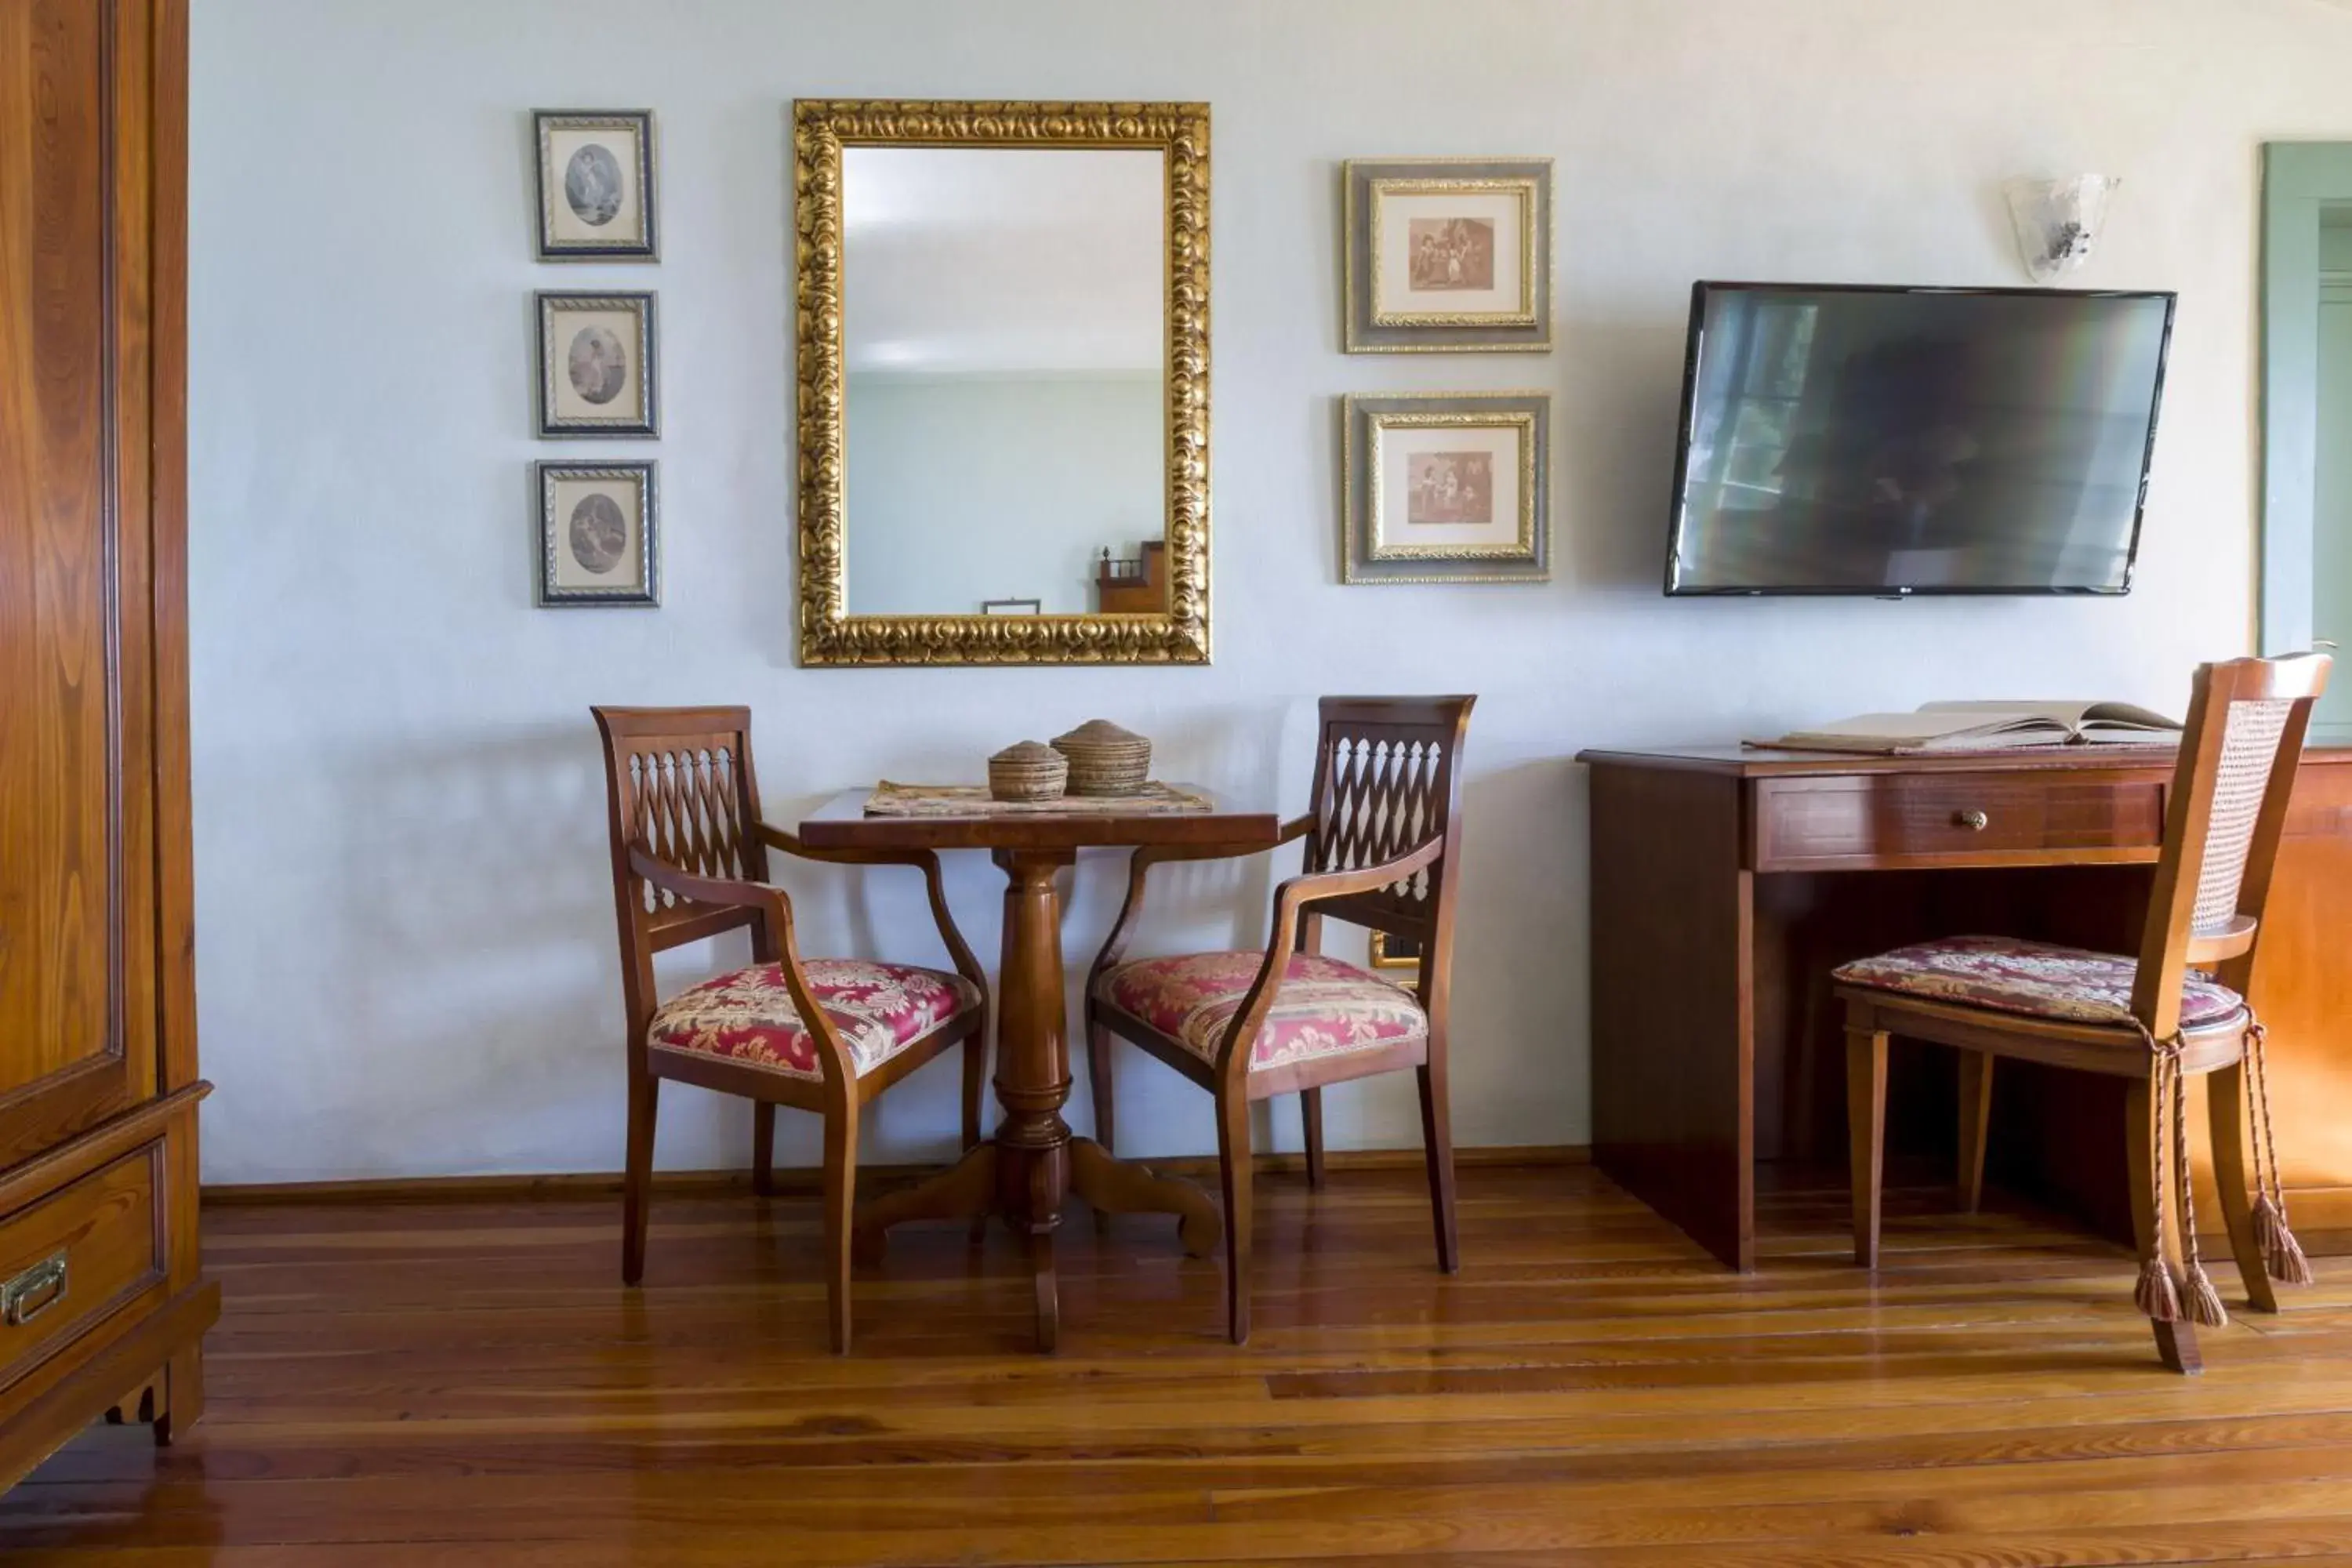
[2182,1258,2231,1327]
[2257,1196,2316,1286]
[2135,1254,2183,1323]
[2253,1192,2285,1254]
[2165,1046,2229,1328]
[2134,1047,2184,1324]
[2245,1017,2317,1287]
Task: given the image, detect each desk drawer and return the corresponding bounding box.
[1754,771,2166,869]
[0,1145,164,1394]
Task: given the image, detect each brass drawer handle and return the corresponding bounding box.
[2,1251,67,1327]
[1955,809,1990,832]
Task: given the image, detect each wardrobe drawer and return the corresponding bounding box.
[1753,771,2166,869]
[0,1145,165,1394]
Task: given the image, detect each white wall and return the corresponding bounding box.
[845,373,1163,615]
[187,0,2352,1181]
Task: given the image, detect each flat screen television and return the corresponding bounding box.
[1664,282,2175,596]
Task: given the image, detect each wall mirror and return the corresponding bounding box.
[794,100,1211,665]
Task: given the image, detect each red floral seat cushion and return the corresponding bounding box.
[1098,952,1428,1072]
[1834,935,2245,1031]
[648,959,979,1081]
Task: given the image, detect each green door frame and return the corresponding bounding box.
[2262,142,2351,742]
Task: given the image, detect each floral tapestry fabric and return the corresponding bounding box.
[648,959,978,1081]
[1099,951,1428,1072]
[1833,935,2245,1030]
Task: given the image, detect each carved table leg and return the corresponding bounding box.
[851,1142,997,1265]
[848,842,1218,1352]
[1070,1137,1221,1258]
[991,848,1077,1352]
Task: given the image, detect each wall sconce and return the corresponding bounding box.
[2005,175,2119,284]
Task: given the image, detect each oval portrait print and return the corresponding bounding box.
[567,325,629,406]
[564,143,626,227]
[568,492,628,575]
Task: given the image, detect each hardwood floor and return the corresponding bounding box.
[8,1163,2352,1563]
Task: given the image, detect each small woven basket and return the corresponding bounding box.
[988,740,1068,803]
[1052,719,1152,797]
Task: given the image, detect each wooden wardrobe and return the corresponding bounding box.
[0,0,212,1489]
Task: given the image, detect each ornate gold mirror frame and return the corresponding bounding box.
[793,100,1211,666]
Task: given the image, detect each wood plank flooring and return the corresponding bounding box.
[9,1163,2352,1563]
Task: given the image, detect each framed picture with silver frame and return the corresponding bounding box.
[1343,158,1553,353]
[1341,390,1550,584]
[537,461,659,607]
[534,110,658,261]
[537,291,657,437]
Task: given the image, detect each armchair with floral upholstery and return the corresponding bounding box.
[1083,695,1475,1344]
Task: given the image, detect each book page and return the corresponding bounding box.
[1917,699,2097,725]
[1781,711,2021,742]
[1769,712,2072,752]
[1918,699,2180,732]
[2078,701,2181,731]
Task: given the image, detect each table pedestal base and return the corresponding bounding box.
[852,1138,1219,1350]
[849,847,1221,1351]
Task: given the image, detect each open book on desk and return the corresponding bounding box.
[1756,700,2183,756]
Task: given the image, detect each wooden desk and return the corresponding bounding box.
[798,788,1279,1350]
[1577,744,2352,1272]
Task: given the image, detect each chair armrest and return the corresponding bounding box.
[626,841,858,1087]
[1081,814,1316,993]
[1269,834,1443,925]
[629,841,792,925]
[1199,834,1446,1083]
[755,823,985,994]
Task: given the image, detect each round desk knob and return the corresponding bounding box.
[1956,808,1990,832]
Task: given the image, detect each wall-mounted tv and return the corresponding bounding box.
[1664,282,2176,596]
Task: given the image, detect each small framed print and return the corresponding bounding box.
[534,110,658,261]
[1342,391,1550,584]
[538,461,659,606]
[981,597,1044,615]
[537,291,656,437]
[1343,158,1552,353]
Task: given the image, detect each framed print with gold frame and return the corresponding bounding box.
[1344,158,1552,353]
[1341,391,1549,584]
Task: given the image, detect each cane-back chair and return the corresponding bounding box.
[1835,653,2332,1374]
[1084,695,1475,1343]
[592,706,988,1353]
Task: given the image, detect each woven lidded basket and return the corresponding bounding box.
[988,740,1068,803]
[1052,719,1152,797]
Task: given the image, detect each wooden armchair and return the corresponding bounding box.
[1083,695,1475,1343]
[591,706,989,1353]
[1835,653,2332,1374]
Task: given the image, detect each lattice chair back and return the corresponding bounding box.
[1300,696,1476,992]
[2131,653,2332,1036]
[592,706,774,961]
